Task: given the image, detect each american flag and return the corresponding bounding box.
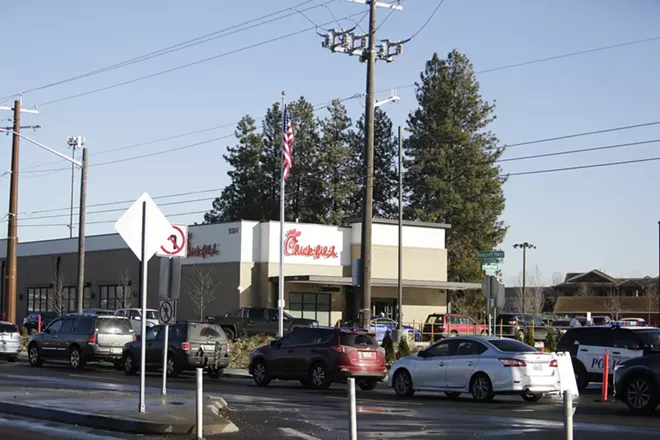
[282,104,294,180]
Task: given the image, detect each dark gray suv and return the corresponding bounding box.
[27,313,135,369]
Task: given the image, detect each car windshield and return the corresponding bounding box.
[145,311,158,320]
[0,323,17,333]
[490,339,538,353]
[635,329,660,349]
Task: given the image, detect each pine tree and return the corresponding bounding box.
[259,102,283,221]
[316,99,354,225]
[286,97,323,223]
[204,116,264,223]
[404,50,507,282]
[347,107,398,220]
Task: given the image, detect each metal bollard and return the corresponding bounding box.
[563,391,573,440]
[196,368,204,440]
[348,378,357,440]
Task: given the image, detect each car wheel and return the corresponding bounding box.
[69,347,85,370]
[7,354,17,363]
[223,327,235,341]
[573,361,588,392]
[393,369,415,397]
[624,375,659,413]
[521,391,544,402]
[123,353,138,376]
[28,344,43,367]
[252,359,271,387]
[470,373,495,402]
[445,392,461,399]
[207,367,223,379]
[166,354,181,378]
[358,380,378,391]
[309,362,331,390]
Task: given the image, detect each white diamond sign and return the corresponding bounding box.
[114,193,172,262]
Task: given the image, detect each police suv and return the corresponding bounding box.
[556,324,660,392]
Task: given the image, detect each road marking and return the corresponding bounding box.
[279,427,321,440]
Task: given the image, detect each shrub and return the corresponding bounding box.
[228,335,276,369]
[524,326,535,348]
[544,330,557,353]
[396,335,412,360]
[381,331,395,365]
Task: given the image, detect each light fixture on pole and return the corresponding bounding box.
[513,242,536,313]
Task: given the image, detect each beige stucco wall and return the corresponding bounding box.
[351,244,447,282]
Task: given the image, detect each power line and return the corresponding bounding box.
[503,120,660,149]
[411,0,446,38]
[505,156,660,177]
[499,138,660,162]
[36,11,366,108]
[18,209,211,228]
[0,1,328,102]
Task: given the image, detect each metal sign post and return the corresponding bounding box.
[162,324,169,395]
[159,299,174,395]
[114,193,173,414]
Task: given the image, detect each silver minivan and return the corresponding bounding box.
[27,313,135,369]
[0,321,20,362]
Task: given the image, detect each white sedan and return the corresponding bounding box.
[389,336,560,402]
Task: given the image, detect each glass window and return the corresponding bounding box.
[0,323,18,333]
[170,324,186,341]
[144,326,161,340]
[47,319,63,334]
[340,333,377,346]
[635,329,660,349]
[426,341,451,357]
[612,330,641,349]
[266,309,278,321]
[279,329,311,347]
[533,317,546,327]
[288,293,331,326]
[189,324,223,339]
[227,309,242,318]
[247,308,266,319]
[97,318,133,335]
[145,311,158,320]
[455,340,487,356]
[60,318,75,333]
[74,317,94,334]
[490,339,538,353]
[128,310,140,320]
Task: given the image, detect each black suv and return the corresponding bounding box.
[214,307,318,340]
[494,313,553,342]
[122,322,230,379]
[557,325,660,392]
[614,353,660,413]
[27,314,135,369]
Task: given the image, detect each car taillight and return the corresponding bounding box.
[332,345,347,353]
[499,358,526,367]
[549,359,558,368]
[508,320,517,325]
[226,342,231,353]
[181,342,190,352]
[87,334,96,344]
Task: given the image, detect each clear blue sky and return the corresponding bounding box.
[1,0,659,286]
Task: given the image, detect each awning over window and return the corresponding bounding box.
[269,275,481,291]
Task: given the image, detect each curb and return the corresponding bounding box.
[0,398,238,435]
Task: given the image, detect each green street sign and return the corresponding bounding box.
[477,250,505,260]
[482,262,499,275]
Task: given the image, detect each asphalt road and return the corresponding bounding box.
[1,359,659,439]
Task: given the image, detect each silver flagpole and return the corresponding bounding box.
[278,91,286,338]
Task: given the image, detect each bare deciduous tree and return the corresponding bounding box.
[188,266,221,321]
[512,266,546,314]
[644,284,659,324]
[117,268,134,309]
[50,267,65,316]
[551,272,564,286]
[604,287,622,321]
[576,285,595,297]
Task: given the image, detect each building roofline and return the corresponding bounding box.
[345,218,451,230]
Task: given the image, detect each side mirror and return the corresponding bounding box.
[418,350,428,358]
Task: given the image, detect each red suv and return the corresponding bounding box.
[249,327,387,390]
[422,313,488,341]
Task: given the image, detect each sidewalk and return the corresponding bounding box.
[0,387,238,435]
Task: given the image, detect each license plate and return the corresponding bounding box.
[533,364,543,371]
[360,351,374,359]
[203,345,216,351]
[111,348,122,354]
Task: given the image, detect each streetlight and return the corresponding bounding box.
[0,128,88,315]
[513,242,536,313]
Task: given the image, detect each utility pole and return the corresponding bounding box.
[321,0,404,328]
[76,148,88,312]
[397,126,403,330]
[67,137,84,238]
[513,242,536,313]
[5,100,20,324]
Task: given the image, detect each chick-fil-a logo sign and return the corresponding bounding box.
[187,232,219,259]
[284,229,338,260]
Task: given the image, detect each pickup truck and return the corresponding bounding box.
[213,307,318,340]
